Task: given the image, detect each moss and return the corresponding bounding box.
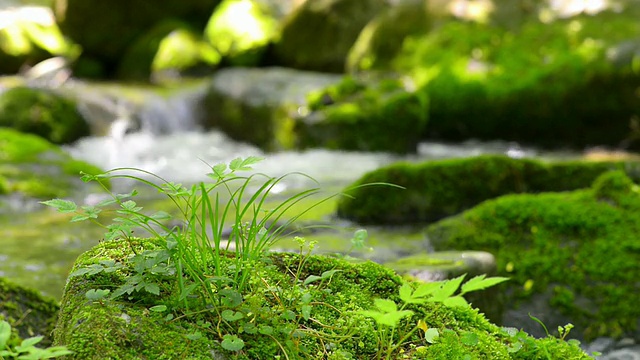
[0,128,108,198]
[338,154,640,224]
[296,76,429,153]
[425,171,640,340]
[0,86,89,145]
[272,0,388,72]
[0,277,59,348]
[393,10,640,147]
[54,237,589,358]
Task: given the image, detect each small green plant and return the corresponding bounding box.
[42,157,378,358]
[0,320,72,359]
[357,274,509,359]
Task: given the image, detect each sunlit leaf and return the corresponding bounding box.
[221,310,244,322]
[461,275,509,294]
[221,335,244,351]
[40,199,77,213]
[424,328,439,344]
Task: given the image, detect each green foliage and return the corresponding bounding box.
[0,320,72,359]
[357,274,508,359]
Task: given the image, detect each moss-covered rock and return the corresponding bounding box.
[295,75,429,153]
[0,6,79,75]
[0,86,89,144]
[0,276,59,348]
[0,128,105,199]
[54,0,220,78]
[272,0,389,72]
[338,155,640,224]
[347,2,640,148]
[202,67,342,150]
[53,237,588,359]
[425,170,640,341]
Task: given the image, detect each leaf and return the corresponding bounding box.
[507,342,523,353]
[18,336,43,349]
[350,229,368,248]
[411,282,442,299]
[301,305,312,320]
[144,283,160,295]
[258,325,273,335]
[460,275,509,294]
[441,296,469,308]
[219,289,243,307]
[150,211,171,221]
[502,327,518,337]
[85,289,110,301]
[221,335,245,351]
[376,310,414,327]
[40,199,77,213]
[229,156,263,172]
[149,305,167,312]
[185,332,202,341]
[373,298,397,313]
[303,275,322,286]
[398,283,413,304]
[207,163,228,180]
[429,274,466,302]
[221,310,244,322]
[320,269,342,280]
[461,332,479,346]
[0,321,11,348]
[424,328,439,344]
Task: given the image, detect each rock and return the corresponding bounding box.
[0,86,89,144]
[272,0,389,72]
[54,0,220,78]
[0,128,106,201]
[600,346,640,360]
[202,67,342,150]
[296,75,429,153]
[0,276,59,348]
[53,237,590,359]
[337,154,640,224]
[424,170,640,341]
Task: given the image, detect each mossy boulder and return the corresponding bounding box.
[295,76,429,153]
[0,6,79,75]
[0,86,89,144]
[0,277,59,348]
[338,154,640,224]
[202,67,342,150]
[54,0,220,78]
[425,170,640,341]
[272,0,389,72]
[348,2,640,148]
[53,237,588,359]
[0,128,105,199]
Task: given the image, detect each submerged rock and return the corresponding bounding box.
[425,170,640,341]
[53,237,589,359]
[338,154,640,224]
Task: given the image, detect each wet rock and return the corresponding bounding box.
[338,154,640,224]
[424,170,640,341]
[202,67,342,150]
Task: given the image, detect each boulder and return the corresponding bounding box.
[0,128,106,200]
[53,0,220,78]
[202,67,342,150]
[0,276,59,348]
[0,86,89,144]
[53,237,589,358]
[337,155,640,224]
[272,0,389,72]
[425,170,640,341]
[296,75,429,153]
